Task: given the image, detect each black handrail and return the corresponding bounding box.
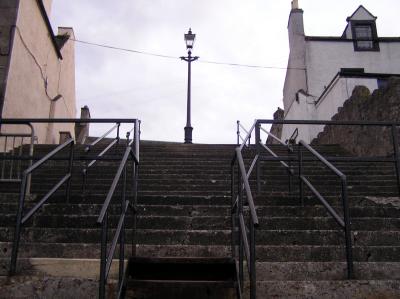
[257,124,295,194]
[231,147,259,299]
[82,122,121,193]
[98,122,140,299]
[298,140,354,279]
[9,138,74,275]
[0,124,35,193]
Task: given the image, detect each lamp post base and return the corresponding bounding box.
[184,126,193,144]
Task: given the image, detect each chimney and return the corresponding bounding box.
[288,1,304,45]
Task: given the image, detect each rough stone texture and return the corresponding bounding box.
[245,280,400,299]
[366,197,400,209]
[0,275,117,299]
[267,107,284,144]
[312,77,400,157]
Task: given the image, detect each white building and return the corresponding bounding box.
[281,1,400,143]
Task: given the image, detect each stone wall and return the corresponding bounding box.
[312,77,400,157]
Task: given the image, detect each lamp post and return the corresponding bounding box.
[180,28,199,144]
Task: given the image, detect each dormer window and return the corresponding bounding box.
[351,21,379,51]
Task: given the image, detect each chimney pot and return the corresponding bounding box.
[292,0,299,9]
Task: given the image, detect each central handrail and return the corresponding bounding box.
[98,121,140,299]
[298,140,354,279]
[231,144,259,299]
[9,138,74,275]
[82,123,121,190]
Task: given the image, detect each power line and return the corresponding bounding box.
[70,38,306,71]
[72,38,179,60]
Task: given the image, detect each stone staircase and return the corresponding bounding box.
[0,141,399,298]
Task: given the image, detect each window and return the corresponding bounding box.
[351,21,379,51]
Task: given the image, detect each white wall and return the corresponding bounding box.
[281,92,316,143]
[306,40,400,99]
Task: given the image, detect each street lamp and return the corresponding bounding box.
[180,28,199,144]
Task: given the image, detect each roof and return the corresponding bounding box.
[35,0,63,59]
[346,5,377,22]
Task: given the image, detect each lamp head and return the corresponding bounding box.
[184,28,196,49]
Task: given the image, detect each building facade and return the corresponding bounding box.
[0,0,76,144]
[281,2,400,143]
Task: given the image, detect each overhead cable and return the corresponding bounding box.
[70,38,306,71]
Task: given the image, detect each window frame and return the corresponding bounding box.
[351,20,379,52]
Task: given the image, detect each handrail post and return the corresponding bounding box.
[99,215,108,299]
[249,219,256,299]
[9,174,28,275]
[341,179,354,279]
[66,141,74,202]
[26,124,35,196]
[237,121,240,145]
[298,144,304,206]
[238,164,244,291]
[116,122,121,144]
[391,125,400,196]
[288,146,293,196]
[119,164,127,290]
[255,122,261,194]
[231,163,235,258]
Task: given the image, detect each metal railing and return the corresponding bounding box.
[9,138,74,274]
[255,119,400,197]
[98,122,140,299]
[231,120,259,299]
[0,124,35,194]
[233,118,400,284]
[0,118,140,278]
[82,122,121,193]
[259,124,295,194]
[298,140,353,279]
[236,120,252,146]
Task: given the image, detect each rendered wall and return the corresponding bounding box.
[305,40,400,101]
[1,0,76,144]
[0,0,19,117]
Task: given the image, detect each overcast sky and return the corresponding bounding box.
[50,0,400,144]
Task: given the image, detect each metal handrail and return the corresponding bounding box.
[9,138,74,275]
[231,146,258,299]
[239,120,257,150]
[98,121,140,299]
[84,122,120,166]
[260,125,287,146]
[298,140,353,279]
[256,123,295,194]
[287,127,299,144]
[0,124,35,193]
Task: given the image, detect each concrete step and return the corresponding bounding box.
[2,228,400,247]
[1,214,400,231]
[2,243,400,262]
[247,280,400,299]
